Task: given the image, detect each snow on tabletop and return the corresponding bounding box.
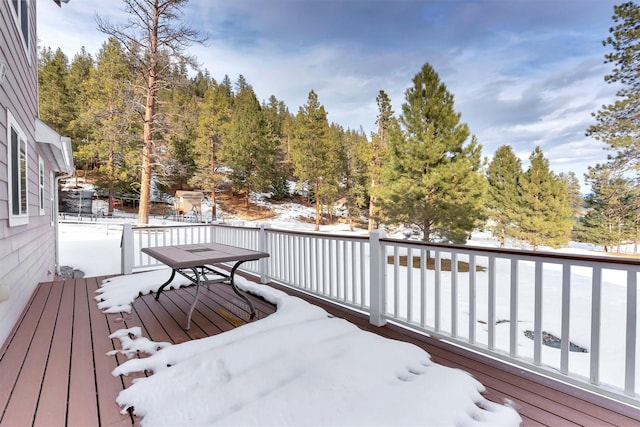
[101,270,521,426]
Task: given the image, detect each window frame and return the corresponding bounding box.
[8,0,30,57]
[7,109,29,227]
[38,156,45,215]
[50,171,55,226]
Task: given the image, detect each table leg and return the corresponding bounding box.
[154,269,177,300]
[185,267,202,330]
[229,260,256,319]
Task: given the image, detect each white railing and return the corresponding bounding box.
[121,224,640,407]
[121,222,264,277]
[266,230,371,312]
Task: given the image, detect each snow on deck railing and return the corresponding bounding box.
[121,224,640,407]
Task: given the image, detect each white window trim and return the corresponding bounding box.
[38,156,45,215]
[8,0,31,59]
[7,109,29,227]
[50,171,55,226]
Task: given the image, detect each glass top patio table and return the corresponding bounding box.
[142,243,269,329]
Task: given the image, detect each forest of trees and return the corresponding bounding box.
[38,0,640,253]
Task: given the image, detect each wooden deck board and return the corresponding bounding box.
[136,293,191,345]
[86,276,133,427]
[1,282,62,426]
[0,282,51,415]
[1,276,638,426]
[33,280,75,426]
[67,277,100,426]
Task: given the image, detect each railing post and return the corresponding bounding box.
[369,230,387,326]
[121,223,134,275]
[209,222,216,243]
[625,267,638,396]
[259,223,270,284]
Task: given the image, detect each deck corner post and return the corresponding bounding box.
[259,223,270,284]
[369,230,387,326]
[121,223,134,275]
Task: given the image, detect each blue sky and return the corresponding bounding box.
[38,0,622,191]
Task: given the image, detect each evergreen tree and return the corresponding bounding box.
[558,171,584,220]
[191,70,210,98]
[66,47,94,152]
[587,1,640,173]
[325,123,346,218]
[575,165,636,252]
[220,82,278,208]
[486,145,522,247]
[190,77,233,219]
[74,38,141,214]
[327,124,368,228]
[516,147,573,250]
[290,90,334,231]
[627,180,640,254]
[262,94,294,193]
[376,63,486,243]
[368,90,393,232]
[343,127,370,230]
[158,63,199,191]
[38,47,73,136]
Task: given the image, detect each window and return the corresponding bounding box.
[9,0,30,53]
[7,110,29,226]
[39,157,45,215]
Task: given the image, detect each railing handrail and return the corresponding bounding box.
[265,227,370,241]
[380,236,640,267]
[130,223,238,230]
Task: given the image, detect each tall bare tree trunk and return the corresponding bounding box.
[136,4,159,225]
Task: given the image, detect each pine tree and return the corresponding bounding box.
[65,47,94,153]
[343,128,370,230]
[585,2,640,254]
[368,90,393,232]
[627,180,640,254]
[558,171,584,220]
[486,145,522,247]
[38,47,73,135]
[190,76,233,219]
[587,1,640,173]
[262,95,294,193]
[575,165,636,252]
[329,125,369,229]
[158,64,200,191]
[220,82,277,208]
[516,147,573,250]
[376,63,486,243]
[74,38,141,214]
[290,90,334,231]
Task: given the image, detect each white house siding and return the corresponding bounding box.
[0,1,63,347]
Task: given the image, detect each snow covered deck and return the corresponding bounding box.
[1,276,638,426]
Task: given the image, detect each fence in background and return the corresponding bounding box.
[120,222,640,407]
